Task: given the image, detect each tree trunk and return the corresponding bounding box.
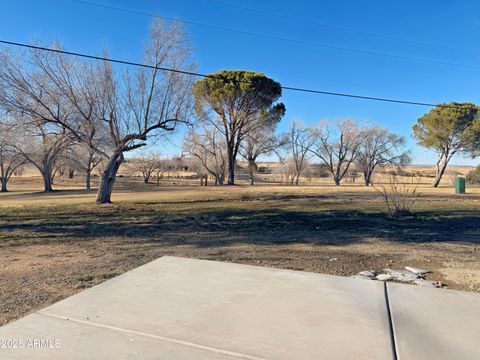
[225,139,236,185]
[1,177,7,192]
[364,171,372,186]
[85,171,91,190]
[249,161,255,186]
[96,152,124,204]
[68,168,75,179]
[334,176,341,186]
[227,154,235,185]
[43,171,53,192]
[433,161,448,188]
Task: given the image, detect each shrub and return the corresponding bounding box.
[466,166,480,184]
[374,171,421,216]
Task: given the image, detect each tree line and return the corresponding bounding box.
[183,116,411,187]
[1,19,479,203]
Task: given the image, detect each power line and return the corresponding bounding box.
[0,40,209,78]
[0,38,460,109]
[280,86,442,107]
[71,0,480,71]
[208,0,480,55]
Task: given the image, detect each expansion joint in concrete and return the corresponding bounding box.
[384,283,398,360]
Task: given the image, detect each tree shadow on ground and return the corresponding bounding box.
[2,205,480,248]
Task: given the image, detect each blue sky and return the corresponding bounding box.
[2,0,480,165]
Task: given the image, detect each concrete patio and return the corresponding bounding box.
[0,256,479,359]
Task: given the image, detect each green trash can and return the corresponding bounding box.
[455,177,466,194]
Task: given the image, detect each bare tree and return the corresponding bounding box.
[345,169,359,184]
[356,126,409,186]
[278,157,310,185]
[0,121,25,192]
[154,160,168,186]
[0,43,102,148]
[65,114,109,190]
[16,123,71,192]
[62,144,104,190]
[309,119,363,186]
[184,157,209,186]
[52,158,73,182]
[131,151,164,184]
[153,156,185,186]
[95,22,194,202]
[282,120,316,185]
[240,124,282,185]
[183,127,226,185]
[83,146,103,190]
[0,48,106,191]
[0,19,194,203]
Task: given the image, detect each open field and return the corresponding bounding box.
[1,176,480,326]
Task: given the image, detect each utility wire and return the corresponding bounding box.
[0,40,209,78]
[0,39,461,109]
[208,0,480,55]
[72,0,480,70]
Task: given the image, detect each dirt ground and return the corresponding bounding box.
[1,180,480,326]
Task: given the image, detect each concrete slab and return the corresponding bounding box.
[0,313,240,360]
[387,282,480,360]
[0,256,394,359]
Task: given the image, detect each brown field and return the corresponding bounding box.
[1,165,480,326]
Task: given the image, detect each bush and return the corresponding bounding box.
[466,166,480,184]
[374,172,421,217]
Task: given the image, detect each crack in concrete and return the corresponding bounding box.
[39,311,266,360]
